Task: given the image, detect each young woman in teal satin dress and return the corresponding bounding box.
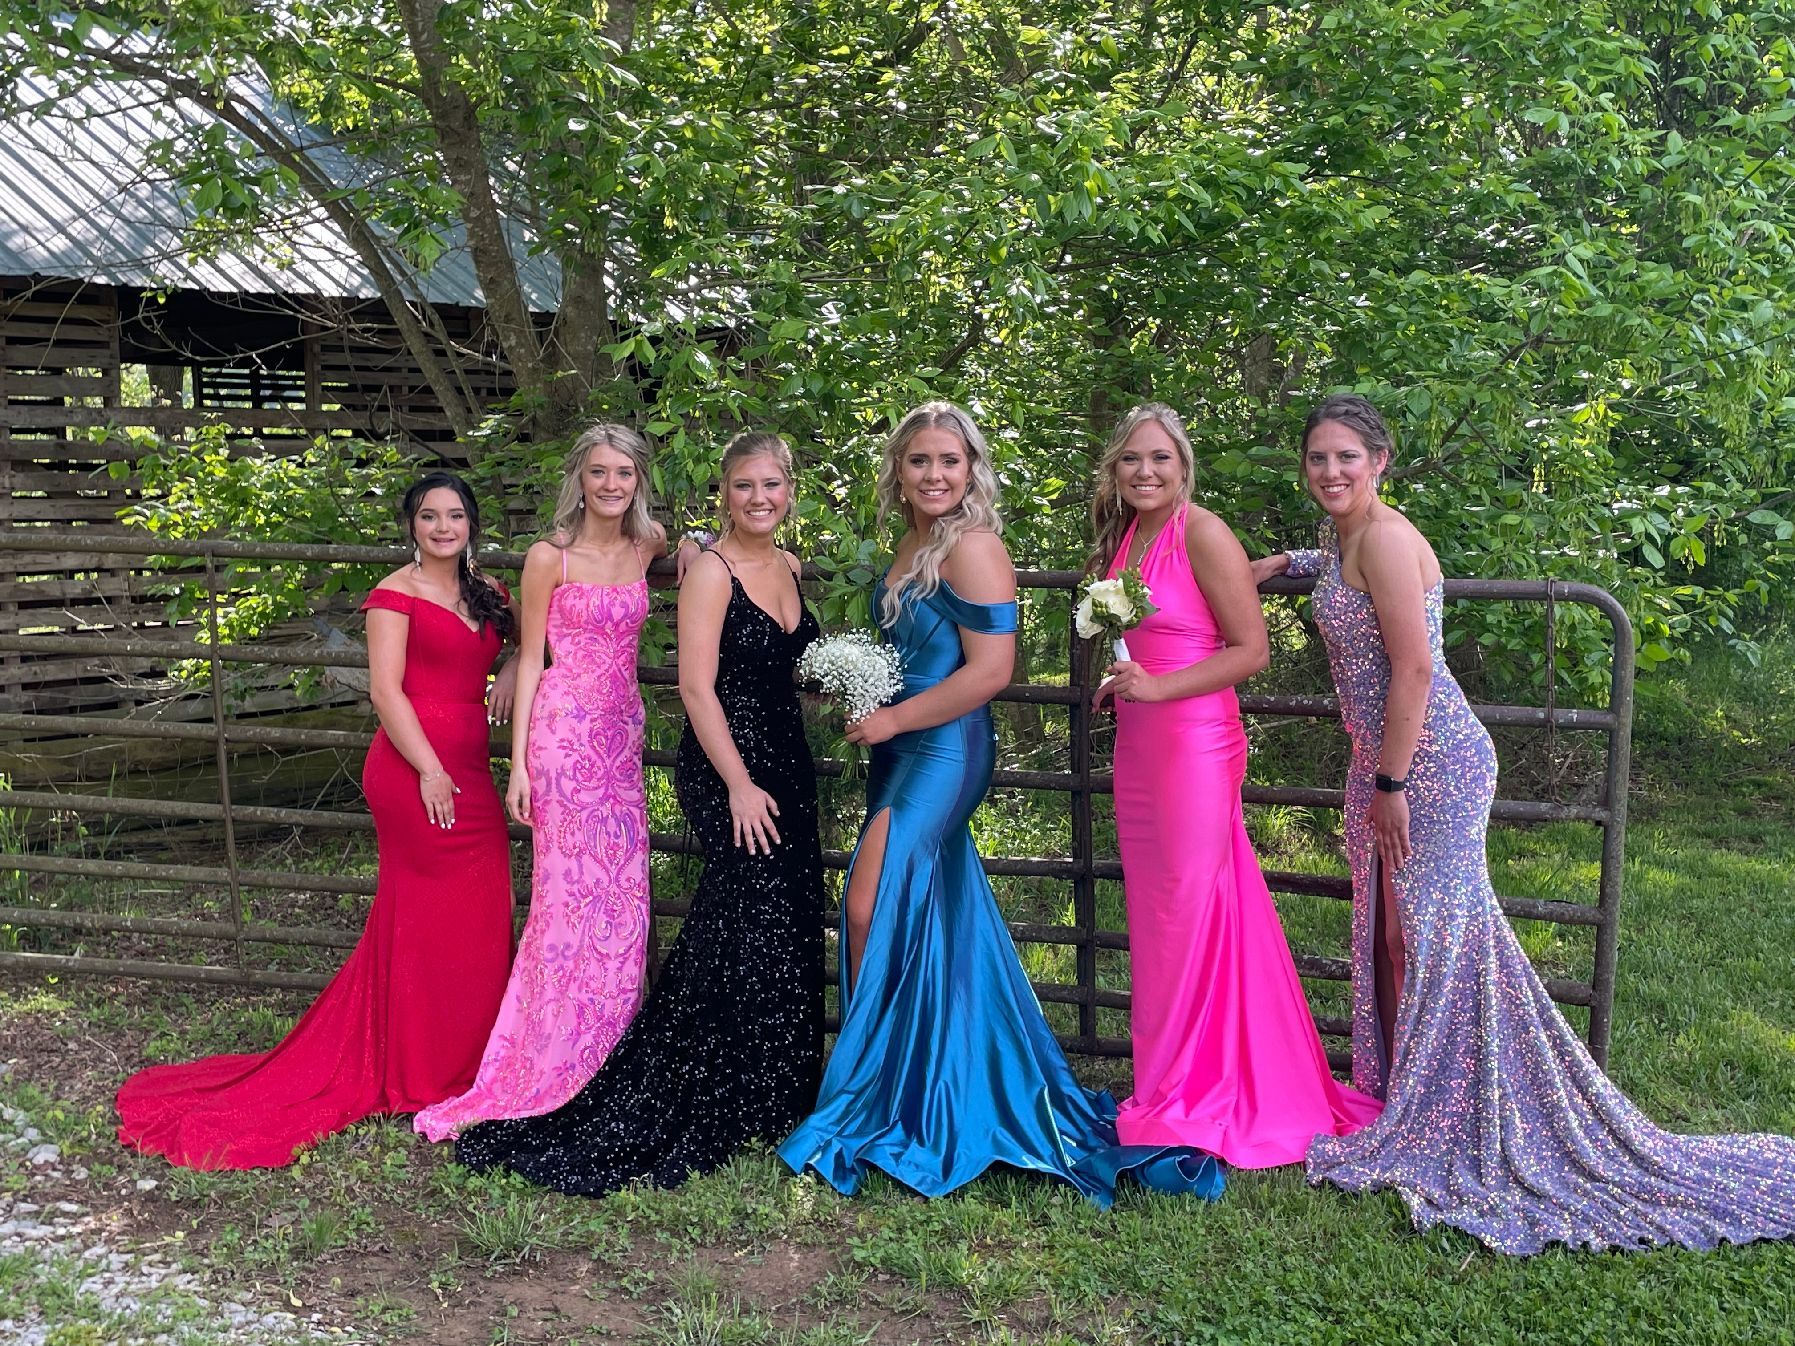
[777,401,1223,1207]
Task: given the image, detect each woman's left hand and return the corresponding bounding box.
[1103,660,1162,704]
[845,706,901,746]
[488,657,518,724]
[1370,788,1411,873]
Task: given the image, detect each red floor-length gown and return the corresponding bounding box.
[116,588,514,1169]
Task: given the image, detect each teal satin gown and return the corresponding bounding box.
[777,576,1224,1207]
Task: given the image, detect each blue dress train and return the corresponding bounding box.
[777,577,1224,1207]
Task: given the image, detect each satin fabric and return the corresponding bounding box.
[1110,509,1380,1167]
[117,589,512,1168]
[778,577,1224,1207]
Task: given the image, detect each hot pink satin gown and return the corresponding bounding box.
[1110,505,1381,1168]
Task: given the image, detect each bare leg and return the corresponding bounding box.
[844,808,892,985]
[1374,864,1406,1063]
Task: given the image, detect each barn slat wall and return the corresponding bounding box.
[1,274,518,735]
[0,279,156,720]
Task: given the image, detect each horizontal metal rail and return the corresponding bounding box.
[0,528,1633,1063]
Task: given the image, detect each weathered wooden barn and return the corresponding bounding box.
[0,66,557,730]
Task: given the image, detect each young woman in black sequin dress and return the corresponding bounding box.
[456,432,825,1195]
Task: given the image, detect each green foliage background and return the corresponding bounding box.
[13,0,1795,692]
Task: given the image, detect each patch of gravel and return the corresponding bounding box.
[0,1063,364,1345]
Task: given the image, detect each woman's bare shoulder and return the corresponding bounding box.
[372,567,419,595]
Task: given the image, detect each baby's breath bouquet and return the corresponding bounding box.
[1075,570,1156,663]
[797,630,904,725]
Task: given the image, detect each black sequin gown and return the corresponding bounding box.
[457,568,824,1195]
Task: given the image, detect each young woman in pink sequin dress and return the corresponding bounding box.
[416,425,667,1141]
[1256,394,1795,1252]
[1093,403,1379,1169]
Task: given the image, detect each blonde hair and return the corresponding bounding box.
[715,431,795,537]
[876,401,1003,625]
[1087,402,1197,574]
[551,422,655,545]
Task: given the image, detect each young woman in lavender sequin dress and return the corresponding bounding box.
[1254,394,1795,1253]
[415,425,667,1141]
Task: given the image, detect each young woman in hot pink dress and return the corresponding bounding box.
[415,425,668,1141]
[1093,403,1380,1168]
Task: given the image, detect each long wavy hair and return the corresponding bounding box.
[549,422,655,546]
[1086,402,1197,575]
[876,401,1003,625]
[400,472,515,641]
[714,431,795,538]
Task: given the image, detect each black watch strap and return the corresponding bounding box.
[1374,773,1407,793]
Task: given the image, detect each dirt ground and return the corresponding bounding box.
[0,972,984,1344]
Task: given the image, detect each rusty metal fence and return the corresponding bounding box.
[0,528,1635,1067]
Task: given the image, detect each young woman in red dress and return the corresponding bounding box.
[116,473,518,1168]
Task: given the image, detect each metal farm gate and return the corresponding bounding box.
[0,530,1636,1067]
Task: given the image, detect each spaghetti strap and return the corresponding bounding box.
[712,549,737,578]
[634,539,648,580]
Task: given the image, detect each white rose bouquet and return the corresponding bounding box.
[797,631,904,724]
[1075,569,1156,663]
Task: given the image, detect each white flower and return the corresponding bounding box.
[1083,577,1137,625]
[1073,594,1100,640]
[797,631,904,723]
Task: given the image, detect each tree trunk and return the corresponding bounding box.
[79,43,483,442]
[396,0,549,411]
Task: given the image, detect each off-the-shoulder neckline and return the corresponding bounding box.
[369,586,489,636]
[877,569,1016,610]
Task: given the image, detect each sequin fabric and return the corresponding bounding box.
[456,568,825,1195]
[1291,527,1795,1253]
[415,577,653,1141]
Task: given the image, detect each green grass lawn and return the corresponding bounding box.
[3,638,1794,1343]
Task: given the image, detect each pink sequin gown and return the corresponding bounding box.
[415,551,652,1141]
[1109,506,1380,1168]
[1292,525,1795,1252]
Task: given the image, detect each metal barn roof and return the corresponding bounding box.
[0,62,561,311]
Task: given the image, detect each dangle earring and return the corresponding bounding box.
[412,544,422,571]
[465,541,479,574]
[578,497,586,509]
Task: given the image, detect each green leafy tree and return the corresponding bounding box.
[6,0,1792,689]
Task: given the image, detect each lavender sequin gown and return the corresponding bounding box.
[1289,529,1795,1254]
